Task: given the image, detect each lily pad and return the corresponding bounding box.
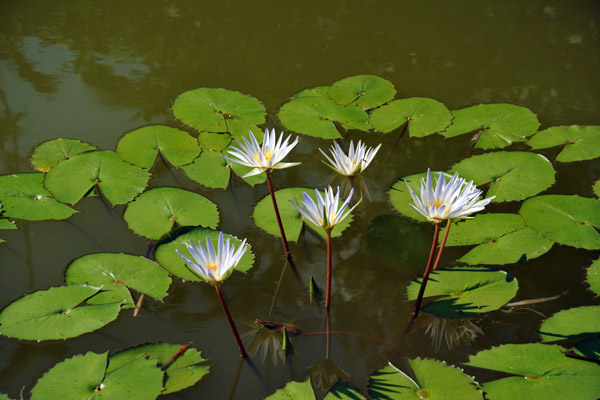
[368,359,482,400]
[527,125,600,162]
[466,343,600,400]
[198,132,232,151]
[0,285,121,341]
[328,75,396,109]
[443,213,553,265]
[441,104,540,149]
[519,195,600,250]
[154,226,255,282]
[593,181,600,198]
[0,173,78,221]
[538,305,600,342]
[0,219,16,230]
[573,338,600,361]
[586,257,600,296]
[0,394,14,400]
[369,97,453,136]
[31,138,97,172]
[172,88,266,133]
[406,266,518,317]
[65,253,172,309]
[293,86,331,99]
[266,379,365,400]
[116,125,200,168]
[450,151,555,202]
[44,150,150,206]
[124,187,219,240]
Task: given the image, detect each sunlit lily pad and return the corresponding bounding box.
[528,125,600,162]
[443,213,553,265]
[0,285,121,341]
[124,187,219,240]
[538,305,600,342]
[31,138,97,172]
[406,266,518,317]
[65,253,172,309]
[586,257,600,296]
[30,351,163,400]
[368,359,482,400]
[450,151,555,202]
[593,181,600,198]
[266,379,365,400]
[116,125,200,168]
[198,132,232,151]
[0,394,14,400]
[293,86,330,99]
[155,226,255,281]
[466,343,600,400]
[0,219,16,230]
[519,195,600,250]
[441,104,540,149]
[369,97,452,136]
[44,150,150,206]
[328,75,396,109]
[0,173,78,221]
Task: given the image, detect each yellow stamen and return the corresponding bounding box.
[206,263,218,272]
[255,151,274,163]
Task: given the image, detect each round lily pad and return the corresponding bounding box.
[0,173,78,221]
[328,75,396,109]
[538,305,600,342]
[0,285,121,341]
[198,132,232,151]
[450,151,555,202]
[293,86,331,99]
[519,195,600,250]
[466,343,600,400]
[31,138,97,172]
[527,125,600,162]
[124,187,219,240]
[586,257,600,296]
[406,266,518,317]
[44,150,150,206]
[441,104,540,149]
[368,359,482,400]
[369,97,452,136]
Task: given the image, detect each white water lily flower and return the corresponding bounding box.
[176,232,248,284]
[319,140,381,176]
[406,169,495,223]
[290,186,358,231]
[224,128,300,178]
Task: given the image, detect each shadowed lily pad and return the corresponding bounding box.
[369,97,452,136]
[31,138,97,172]
[573,338,600,361]
[328,75,396,109]
[527,125,600,162]
[586,258,600,296]
[538,305,600,342]
[266,379,365,400]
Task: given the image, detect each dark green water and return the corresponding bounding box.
[0,1,599,398]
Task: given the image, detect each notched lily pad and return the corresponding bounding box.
[528,125,600,162]
[328,75,396,109]
[31,138,97,172]
[293,86,331,99]
[538,305,600,342]
[198,132,233,151]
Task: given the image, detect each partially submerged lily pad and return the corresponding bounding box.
[586,257,600,296]
[328,75,396,109]
[369,97,452,136]
[266,379,365,400]
[538,305,600,342]
[31,138,97,172]
[527,125,600,162]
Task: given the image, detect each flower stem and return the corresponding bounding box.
[266,171,296,269]
[433,219,452,270]
[325,229,333,312]
[410,223,441,323]
[215,284,248,358]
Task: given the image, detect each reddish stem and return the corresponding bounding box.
[433,219,452,270]
[215,284,248,358]
[266,171,296,269]
[161,344,189,371]
[325,230,332,312]
[410,223,441,322]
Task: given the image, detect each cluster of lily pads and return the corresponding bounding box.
[0,74,599,399]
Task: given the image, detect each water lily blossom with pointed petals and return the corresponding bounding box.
[319,140,381,176]
[290,186,358,231]
[406,169,495,223]
[224,128,300,177]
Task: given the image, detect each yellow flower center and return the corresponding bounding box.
[430,201,451,215]
[206,263,218,272]
[256,150,275,164]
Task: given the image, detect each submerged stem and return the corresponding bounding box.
[410,223,441,323]
[325,230,333,312]
[433,219,452,270]
[266,170,297,271]
[215,284,248,358]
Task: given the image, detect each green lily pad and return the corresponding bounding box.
[0,173,78,221]
[266,379,365,400]
[44,150,150,206]
[538,305,600,342]
[65,253,172,309]
[519,195,600,250]
[368,359,482,400]
[527,125,600,162]
[31,138,97,172]
[328,75,396,109]
[172,88,266,133]
[406,266,518,317]
[443,213,553,265]
[466,343,600,400]
[450,151,555,202]
[108,343,209,394]
[0,285,121,341]
[30,351,163,400]
[0,394,14,400]
[252,187,354,243]
[293,86,331,99]
[124,187,219,240]
[369,97,453,136]
[441,104,540,149]
[278,97,370,139]
[573,338,600,361]
[155,226,255,282]
[593,181,600,198]
[0,219,16,230]
[116,125,200,168]
[586,257,600,296]
[198,132,233,151]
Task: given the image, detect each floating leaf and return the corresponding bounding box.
[450,151,555,202]
[441,104,540,149]
[31,138,97,172]
[328,75,396,109]
[538,305,600,342]
[65,253,172,309]
[155,226,255,281]
[586,258,600,296]
[0,219,16,230]
[443,213,553,265]
[593,181,600,198]
[293,86,330,99]
[0,285,121,341]
[368,359,481,400]
[124,187,219,240]
[198,132,232,151]
[0,173,78,221]
[466,343,600,400]
[44,150,150,206]
[573,338,600,361]
[406,266,518,317]
[528,125,600,162]
[0,394,14,400]
[519,195,600,250]
[369,97,452,136]
[266,379,365,400]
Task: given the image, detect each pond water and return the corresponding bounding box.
[0,1,599,399]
